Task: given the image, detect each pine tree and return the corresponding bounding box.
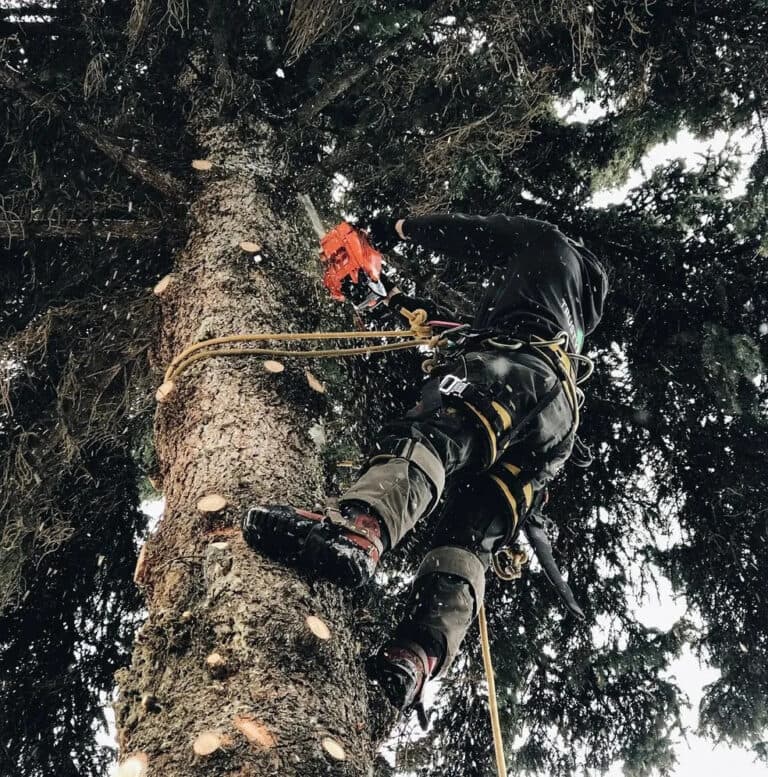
[1,1,766,776]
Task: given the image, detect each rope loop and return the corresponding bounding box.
[161,316,439,384]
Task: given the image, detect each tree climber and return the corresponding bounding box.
[242,213,609,722]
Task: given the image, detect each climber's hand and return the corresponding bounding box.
[383,286,402,306]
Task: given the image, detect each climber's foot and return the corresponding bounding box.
[241,504,323,565]
[242,502,385,587]
[300,504,384,588]
[367,641,434,728]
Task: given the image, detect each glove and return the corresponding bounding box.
[366,214,402,252]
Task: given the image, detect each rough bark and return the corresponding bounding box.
[114,125,379,776]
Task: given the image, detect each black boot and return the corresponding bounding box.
[241,502,386,587]
[243,504,327,564]
[368,640,438,728]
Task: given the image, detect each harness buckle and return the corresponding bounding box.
[438,374,470,398]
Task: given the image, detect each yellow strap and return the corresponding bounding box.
[491,401,513,430]
[489,474,519,532]
[463,402,497,464]
[479,605,508,777]
[499,463,534,508]
[540,342,580,431]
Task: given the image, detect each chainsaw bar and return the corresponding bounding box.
[297,193,327,240]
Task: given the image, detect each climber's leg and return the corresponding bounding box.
[370,477,513,715]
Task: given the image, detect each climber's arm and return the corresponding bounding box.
[370,213,522,262]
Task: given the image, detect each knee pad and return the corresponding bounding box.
[342,438,446,547]
[366,437,447,512]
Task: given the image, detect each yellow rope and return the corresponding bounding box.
[479,605,508,777]
[167,339,436,382]
[162,308,438,383]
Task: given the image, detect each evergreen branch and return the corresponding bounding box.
[1,216,176,244]
[0,65,186,202]
[297,0,451,123]
[0,4,61,18]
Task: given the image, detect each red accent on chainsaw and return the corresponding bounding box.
[298,194,387,310]
[320,221,385,308]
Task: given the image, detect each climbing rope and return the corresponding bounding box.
[479,604,508,777]
[161,308,440,385]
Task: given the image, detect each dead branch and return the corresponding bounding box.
[285,0,364,63]
[298,0,453,123]
[0,65,186,201]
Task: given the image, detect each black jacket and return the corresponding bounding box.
[388,214,608,353]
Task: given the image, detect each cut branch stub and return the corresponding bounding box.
[197,494,228,513]
[205,651,226,667]
[191,159,214,171]
[239,240,262,253]
[233,715,276,749]
[305,614,332,641]
[205,652,227,677]
[147,474,162,491]
[153,274,175,296]
[133,544,148,586]
[155,381,176,403]
[321,736,346,761]
[115,752,148,777]
[193,731,230,756]
[305,369,326,393]
[263,359,285,374]
[140,693,161,714]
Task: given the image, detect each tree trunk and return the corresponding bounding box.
[114,124,378,777]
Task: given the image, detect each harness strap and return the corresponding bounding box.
[487,462,534,533]
[323,499,385,556]
[533,341,580,429]
[437,375,515,468]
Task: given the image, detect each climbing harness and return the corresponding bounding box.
[422,328,595,477]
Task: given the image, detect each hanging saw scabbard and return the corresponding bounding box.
[524,514,585,620]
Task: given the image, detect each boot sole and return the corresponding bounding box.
[242,505,322,565]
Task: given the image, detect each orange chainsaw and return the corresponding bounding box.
[298,194,387,311]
